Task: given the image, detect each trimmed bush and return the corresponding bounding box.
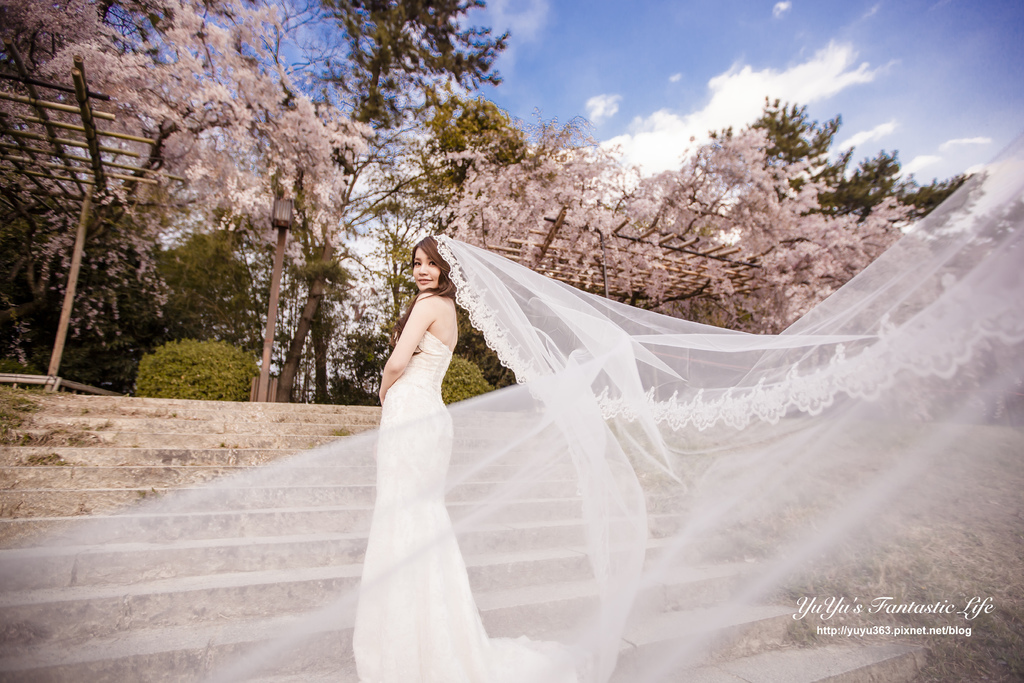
[136,340,257,401]
[442,355,494,404]
[0,359,41,375]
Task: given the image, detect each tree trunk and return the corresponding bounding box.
[276,240,334,402]
[311,306,330,404]
[0,299,43,327]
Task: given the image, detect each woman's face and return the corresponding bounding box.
[413,247,442,292]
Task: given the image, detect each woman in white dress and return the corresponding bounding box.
[351,236,577,683]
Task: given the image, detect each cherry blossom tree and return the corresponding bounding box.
[2,0,371,387]
[2,0,507,398]
[446,113,915,333]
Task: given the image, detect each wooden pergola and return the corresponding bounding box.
[484,207,761,303]
[0,40,182,391]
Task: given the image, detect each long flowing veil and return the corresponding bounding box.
[1,137,1022,682]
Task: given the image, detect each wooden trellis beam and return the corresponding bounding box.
[6,41,90,198]
[16,115,157,145]
[538,206,567,261]
[1,51,180,381]
[72,56,104,191]
[0,142,183,180]
[0,91,117,120]
[484,210,765,303]
[1,128,141,157]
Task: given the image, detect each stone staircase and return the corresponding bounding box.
[0,394,926,682]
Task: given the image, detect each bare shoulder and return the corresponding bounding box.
[416,294,455,312]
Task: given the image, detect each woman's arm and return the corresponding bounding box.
[379,296,442,404]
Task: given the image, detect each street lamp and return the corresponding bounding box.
[256,197,294,402]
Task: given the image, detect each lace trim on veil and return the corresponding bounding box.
[606,295,1024,430]
[437,235,539,384]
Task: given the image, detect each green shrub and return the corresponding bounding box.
[442,355,494,404]
[0,359,41,375]
[136,340,257,401]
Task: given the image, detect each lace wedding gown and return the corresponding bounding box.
[352,330,578,683]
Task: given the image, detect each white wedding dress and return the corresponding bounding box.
[351,330,578,683]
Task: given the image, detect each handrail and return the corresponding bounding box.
[0,373,122,396]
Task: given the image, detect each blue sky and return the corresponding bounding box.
[467,0,1024,183]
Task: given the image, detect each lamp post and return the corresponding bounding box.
[256,197,293,402]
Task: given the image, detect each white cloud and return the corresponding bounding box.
[903,155,942,175]
[477,0,549,68]
[586,94,622,125]
[486,0,549,41]
[773,1,792,18]
[939,136,992,152]
[838,120,897,149]
[605,42,878,173]
[669,73,682,83]
[863,3,880,18]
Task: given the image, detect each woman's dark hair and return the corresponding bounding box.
[390,236,457,346]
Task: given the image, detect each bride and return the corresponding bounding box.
[351,236,578,683]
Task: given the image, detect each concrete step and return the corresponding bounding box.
[0,463,577,490]
[1,440,558,468]
[19,430,337,450]
[0,547,604,648]
[612,604,796,678]
[0,472,575,498]
[0,478,579,517]
[0,571,770,682]
[29,415,371,437]
[18,431,549,455]
[0,609,333,682]
[33,396,529,429]
[29,413,529,439]
[0,519,594,590]
[667,643,928,683]
[241,636,927,683]
[0,497,583,545]
[0,465,256,489]
[0,446,310,468]
[31,395,383,418]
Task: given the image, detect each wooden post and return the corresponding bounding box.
[538,206,567,262]
[47,191,92,382]
[597,228,609,298]
[257,225,288,402]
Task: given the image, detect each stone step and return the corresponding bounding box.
[29,415,372,437]
[679,643,928,683]
[0,497,583,546]
[16,432,549,456]
[0,440,577,473]
[26,398,537,438]
[34,396,532,428]
[245,642,928,683]
[0,529,700,599]
[0,479,580,518]
[612,604,796,677]
[0,465,256,489]
[19,430,337,450]
[32,395,384,417]
[0,463,577,490]
[0,446,316,468]
[0,546,606,648]
[0,466,577,493]
[0,572,768,682]
[29,412,529,439]
[0,519,594,591]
